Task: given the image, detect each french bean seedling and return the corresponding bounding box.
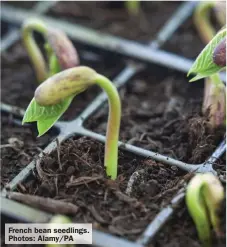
[193,2,226,127]
[23,67,121,180]
[186,173,224,247]
[188,27,226,127]
[22,18,79,82]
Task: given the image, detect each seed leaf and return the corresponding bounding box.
[37,116,60,137]
[188,28,226,82]
[22,96,74,136]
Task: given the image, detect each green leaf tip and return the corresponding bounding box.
[188,28,226,82]
[22,96,74,137]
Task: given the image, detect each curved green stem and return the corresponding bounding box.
[22,19,48,83]
[194,1,216,43]
[34,67,121,180]
[95,74,121,180]
[186,173,224,247]
[47,215,73,247]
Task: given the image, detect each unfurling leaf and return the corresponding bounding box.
[188,28,226,82]
[23,67,97,136]
[22,96,73,136]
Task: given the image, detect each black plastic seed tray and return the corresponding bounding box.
[1,1,226,247]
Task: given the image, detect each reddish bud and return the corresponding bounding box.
[47,28,80,69]
[213,38,226,67]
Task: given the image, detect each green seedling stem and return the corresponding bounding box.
[125,1,140,16]
[47,215,73,247]
[22,19,79,83]
[22,19,48,83]
[24,66,121,180]
[194,1,216,44]
[186,173,224,247]
[193,2,226,127]
[214,1,226,26]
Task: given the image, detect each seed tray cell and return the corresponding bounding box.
[0,3,200,76]
[47,1,181,44]
[1,112,59,189]
[162,17,204,59]
[84,64,225,165]
[1,40,125,121]
[153,196,226,247]
[13,136,186,241]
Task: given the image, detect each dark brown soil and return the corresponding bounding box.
[1,41,123,121]
[0,113,58,188]
[48,1,180,43]
[162,18,204,59]
[85,67,225,164]
[153,196,226,247]
[163,6,226,59]
[19,136,187,241]
[213,156,226,180]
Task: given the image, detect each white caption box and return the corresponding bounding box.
[5,223,92,244]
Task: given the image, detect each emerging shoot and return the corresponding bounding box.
[22,66,121,180]
[186,173,224,247]
[22,18,79,83]
[193,2,226,127]
[188,26,226,127]
[125,1,140,16]
[47,215,73,247]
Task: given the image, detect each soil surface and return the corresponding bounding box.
[213,156,226,182]
[19,136,187,241]
[85,66,225,164]
[48,1,180,43]
[1,41,123,121]
[162,18,204,59]
[0,113,57,188]
[153,197,226,247]
[163,6,226,59]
